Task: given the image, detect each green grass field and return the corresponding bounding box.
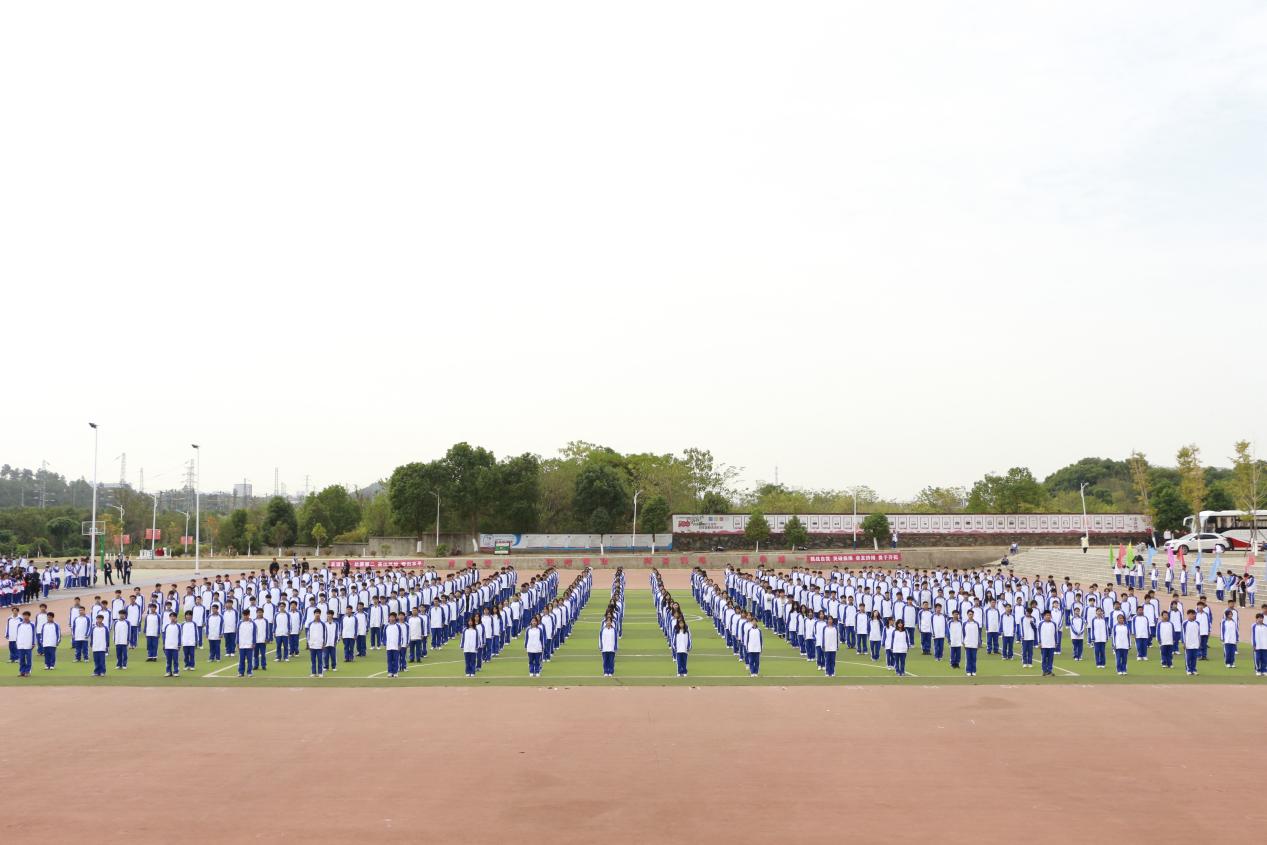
[4,588,1262,686]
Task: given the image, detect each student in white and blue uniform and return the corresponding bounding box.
[38,612,60,670]
[743,615,763,676]
[1037,611,1058,676]
[1090,609,1109,669]
[963,610,981,677]
[1157,611,1176,668]
[252,609,269,671]
[1221,610,1239,668]
[161,612,181,676]
[1182,610,1201,675]
[111,611,129,670]
[207,606,224,662]
[181,611,198,671]
[820,616,840,677]
[238,613,257,677]
[12,611,35,675]
[89,614,109,676]
[599,617,618,677]
[674,621,691,678]
[1111,614,1131,675]
[384,612,403,677]
[524,615,545,677]
[461,617,480,677]
[1252,613,1267,676]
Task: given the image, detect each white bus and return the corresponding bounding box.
[1184,510,1267,551]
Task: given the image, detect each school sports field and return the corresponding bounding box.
[8,570,1267,844]
[4,569,1263,686]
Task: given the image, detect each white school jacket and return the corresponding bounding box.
[238,620,257,649]
[1038,621,1057,649]
[1111,624,1131,650]
[744,627,763,653]
[1182,620,1201,649]
[963,620,981,649]
[820,625,840,651]
[524,626,545,653]
[674,631,691,654]
[1221,619,1238,644]
[1252,624,1267,650]
[90,625,109,652]
[461,628,479,653]
[162,623,182,649]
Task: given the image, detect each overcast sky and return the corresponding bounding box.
[3,2,1265,501]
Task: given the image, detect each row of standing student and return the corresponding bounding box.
[650,570,692,677]
[692,570,765,676]
[514,572,587,679]
[4,565,519,679]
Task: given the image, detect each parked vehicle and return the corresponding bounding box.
[1165,532,1231,555]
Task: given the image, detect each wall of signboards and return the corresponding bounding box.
[671,513,1150,535]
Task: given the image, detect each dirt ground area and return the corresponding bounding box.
[3,685,1261,844]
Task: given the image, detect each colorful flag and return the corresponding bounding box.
[1167,546,1175,568]
[1246,552,1258,574]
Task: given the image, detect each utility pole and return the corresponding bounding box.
[89,423,99,574]
[192,444,201,575]
[39,459,48,508]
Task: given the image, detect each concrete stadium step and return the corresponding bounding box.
[1010,547,1124,584]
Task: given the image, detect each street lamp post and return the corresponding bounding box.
[148,493,158,556]
[1079,482,1089,547]
[89,422,99,581]
[632,490,643,553]
[430,491,440,555]
[852,489,858,550]
[192,444,201,575]
[109,504,125,559]
[176,510,190,555]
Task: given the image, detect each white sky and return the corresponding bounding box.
[2,2,1265,500]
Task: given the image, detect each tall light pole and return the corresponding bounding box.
[148,493,159,556]
[176,510,190,555]
[89,422,99,579]
[109,503,125,557]
[1079,482,1089,547]
[192,444,201,574]
[430,491,440,555]
[632,490,643,552]
[852,488,858,550]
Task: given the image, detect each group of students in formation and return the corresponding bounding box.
[4,564,537,678]
[1112,544,1258,608]
[689,564,1267,678]
[649,570,693,676]
[1,557,99,605]
[465,567,587,677]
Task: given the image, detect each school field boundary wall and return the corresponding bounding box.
[123,546,1012,573]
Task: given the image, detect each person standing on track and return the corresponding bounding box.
[306,609,326,678]
[744,613,763,676]
[461,617,481,677]
[524,615,545,677]
[820,616,840,677]
[674,621,691,678]
[599,617,618,677]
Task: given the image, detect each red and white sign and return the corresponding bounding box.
[180,535,194,545]
[806,553,902,564]
[335,559,487,569]
[145,528,162,541]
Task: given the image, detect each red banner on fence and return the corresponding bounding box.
[180,535,194,545]
[145,529,161,541]
[806,552,902,564]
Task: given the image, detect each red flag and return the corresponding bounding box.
[1178,547,1186,569]
[1246,552,1258,574]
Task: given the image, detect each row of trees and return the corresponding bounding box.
[385,442,738,537]
[0,440,1262,555]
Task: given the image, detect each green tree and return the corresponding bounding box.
[573,464,630,532]
[1149,483,1190,534]
[967,468,1049,513]
[298,485,361,544]
[862,512,891,547]
[638,495,671,533]
[914,486,965,513]
[488,453,541,532]
[260,496,297,550]
[1126,451,1150,515]
[311,522,327,554]
[1176,444,1206,523]
[587,506,613,534]
[441,442,498,534]
[387,461,447,536]
[700,490,730,514]
[46,515,78,553]
[1228,440,1265,549]
[217,509,250,552]
[744,510,771,547]
[783,515,809,548]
